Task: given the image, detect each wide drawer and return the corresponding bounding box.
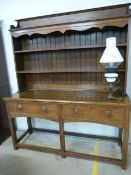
[62,104,126,127]
[7,101,58,120]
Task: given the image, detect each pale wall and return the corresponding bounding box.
[0,0,131,140]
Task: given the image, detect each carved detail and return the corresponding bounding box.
[11,19,128,38]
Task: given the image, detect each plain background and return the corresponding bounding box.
[0,0,131,142]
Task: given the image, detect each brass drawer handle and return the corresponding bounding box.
[18,104,23,110]
[105,111,111,118]
[42,105,48,113]
[73,108,79,116]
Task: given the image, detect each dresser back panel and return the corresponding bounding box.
[14,26,127,92]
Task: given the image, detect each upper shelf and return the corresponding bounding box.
[17,69,126,74]
[14,43,127,54]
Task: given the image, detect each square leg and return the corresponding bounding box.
[8,118,18,150]
[121,110,130,170]
[59,119,66,158]
[58,105,66,158]
[118,128,123,147]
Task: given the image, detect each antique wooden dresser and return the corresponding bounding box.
[4,4,131,169]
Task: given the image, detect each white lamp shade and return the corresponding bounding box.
[100,37,124,68]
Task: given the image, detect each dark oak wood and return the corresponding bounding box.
[11,3,130,35]
[16,69,126,74]
[13,25,127,92]
[4,4,131,170]
[14,43,127,53]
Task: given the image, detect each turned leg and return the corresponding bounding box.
[121,110,130,170]
[27,117,33,134]
[118,128,123,147]
[58,105,66,158]
[8,118,18,150]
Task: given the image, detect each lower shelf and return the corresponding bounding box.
[17,130,121,160]
[65,135,121,159]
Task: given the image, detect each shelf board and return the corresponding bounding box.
[17,69,126,74]
[14,43,127,54]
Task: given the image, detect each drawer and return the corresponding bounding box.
[62,104,126,126]
[7,101,58,120]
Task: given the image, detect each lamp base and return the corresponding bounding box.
[106,83,122,100]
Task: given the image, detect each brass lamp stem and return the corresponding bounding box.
[107,83,113,99]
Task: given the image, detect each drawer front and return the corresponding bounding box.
[7,101,58,120]
[62,104,126,126]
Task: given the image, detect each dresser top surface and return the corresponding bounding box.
[4,90,131,106]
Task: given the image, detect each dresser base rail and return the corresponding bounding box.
[66,151,121,165]
[16,143,61,155]
[17,129,29,143]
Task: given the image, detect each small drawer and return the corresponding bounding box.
[7,101,58,120]
[62,104,97,118]
[62,104,126,127]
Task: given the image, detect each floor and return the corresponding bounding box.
[0,128,10,145]
[0,131,131,175]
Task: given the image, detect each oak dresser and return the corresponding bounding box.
[4,3,131,169]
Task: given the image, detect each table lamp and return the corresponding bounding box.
[100,37,124,99]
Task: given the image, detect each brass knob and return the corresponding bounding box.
[105,111,111,118]
[18,104,23,110]
[73,108,79,116]
[42,105,48,113]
